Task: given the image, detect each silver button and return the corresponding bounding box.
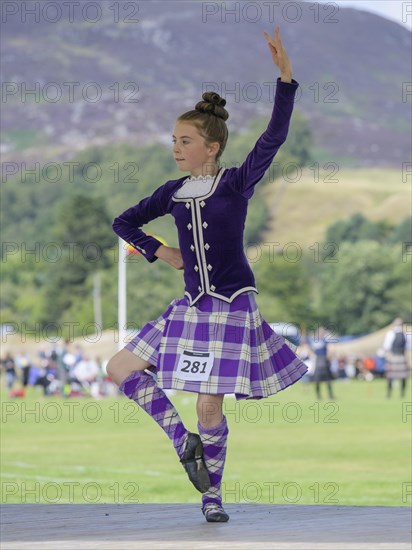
[187,223,192,230]
[194,265,199,272]
[204,243,210,250]
[210,285,216,291]
[207,264,212,271]
[202,221,208,229]
[200,200,206,207]
[185,202,191,209]
[198,285,202,291]
[190,244,195,251]
[134,244,146,254]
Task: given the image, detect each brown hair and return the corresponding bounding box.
[177,92,229,162]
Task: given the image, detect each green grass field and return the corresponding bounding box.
[1,378,411,506]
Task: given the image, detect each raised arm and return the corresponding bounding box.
[112,184,169,263]
[229,26,299,199]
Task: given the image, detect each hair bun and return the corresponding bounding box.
[195,92,229,121]
[202,91,226,107]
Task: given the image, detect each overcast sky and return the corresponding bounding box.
[306,1,412,30]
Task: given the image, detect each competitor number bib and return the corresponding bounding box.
[176,350,214,382]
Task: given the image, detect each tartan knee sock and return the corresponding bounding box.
[119,370,188,459]
[198,415,229,508]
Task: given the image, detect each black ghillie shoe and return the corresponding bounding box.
[202,503,230,523]
[179,433,210,493]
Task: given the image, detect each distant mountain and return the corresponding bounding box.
[1,0,411,167]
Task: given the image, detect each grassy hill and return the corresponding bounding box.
[260,167,410,247]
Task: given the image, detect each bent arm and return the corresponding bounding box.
[112,184,169,263]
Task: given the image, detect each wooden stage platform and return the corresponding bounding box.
[1,503,411,549]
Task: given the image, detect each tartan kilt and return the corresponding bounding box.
[312,355,334,382]
[125,291,308,400]
[385,353,410,380]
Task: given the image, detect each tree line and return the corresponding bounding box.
[1,112,410,337]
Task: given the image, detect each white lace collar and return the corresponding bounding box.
[174,168,224,199]
[175,173,216,199]
[183,173,217,183]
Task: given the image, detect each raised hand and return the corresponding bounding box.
[263,26,292,82]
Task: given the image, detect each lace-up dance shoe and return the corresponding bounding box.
[179,433,210,493]
[202,502,230,522]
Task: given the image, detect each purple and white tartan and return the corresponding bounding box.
[125,291,308,400]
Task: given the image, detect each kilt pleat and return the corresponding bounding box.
[385,353,410,380]
[125,291,308,400]
[312,355,334,382]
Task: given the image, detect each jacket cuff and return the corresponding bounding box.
[129,237,163,263]
[144,238,164,263]
[276,76,299,89]
[275,77,299,102]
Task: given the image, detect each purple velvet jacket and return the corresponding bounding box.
[112,77,299,306]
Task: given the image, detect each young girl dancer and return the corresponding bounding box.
[107,26,308,523]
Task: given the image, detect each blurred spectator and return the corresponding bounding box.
[15,351,31,387]
[337,354,347,379]
[329,353,340,378]
[360,356,375,381]
[2,352,17,392]
[72,355,100,396]
[373,349,386,378]
[383,318,410,398]
[344,356,357,378]
[1,341,118,398]
[308,326,336,400]
[62,348,77,392]
[53,339,71,393]
[296,337,314,384]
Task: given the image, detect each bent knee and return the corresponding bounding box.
[106,349,151,382]
[106,356,118,379]
[106,358,115,378]
[106,350,127,378]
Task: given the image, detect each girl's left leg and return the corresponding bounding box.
[197,393,230,522]
[109,350,210,493]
